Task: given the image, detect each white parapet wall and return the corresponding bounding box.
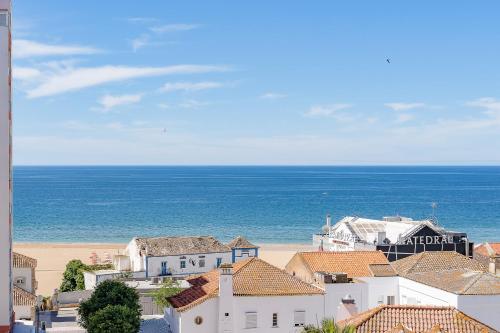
[0,0,12,331]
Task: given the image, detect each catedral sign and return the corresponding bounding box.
[404,235,455,245]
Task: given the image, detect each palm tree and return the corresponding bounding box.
[302,318,355,333]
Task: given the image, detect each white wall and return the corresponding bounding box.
[358,277,399,309]
[12,267,33,293]
[233,295,324,333]
[457,295,500,331]
[147,252,232,277]
[126,239,144,272]
[168,295,325,333]
[13,305,31,321]
[324,282,367,319]
[398,277,458,306]
[0,1,12,328]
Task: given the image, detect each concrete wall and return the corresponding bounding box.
[398,277,458,306]
[13,267,33,293]
[324,282,367,319]
[358,276,399,308]
[457,295,500,331]
[146,252,232,277]
[0,1,12,330]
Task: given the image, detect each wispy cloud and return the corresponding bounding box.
[98,94,143,111]
[384,102,425,111]
[150,24,199,34]
[13,66,42,81]
[13,39,101,59]
[159,81,223,93]
[179,99,210,109]
[466,97,500,115]
[27,64,230,98]
[395,113,415,123]
[131,34,151,52]
[304,104,352,118]
[259,92,287,100]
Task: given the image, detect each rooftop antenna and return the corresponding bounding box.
[431,202,439,225]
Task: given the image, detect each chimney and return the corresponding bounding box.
[326,214,332,235]
[336,294,358,322]
[218,264,234,333]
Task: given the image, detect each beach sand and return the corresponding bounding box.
[13,242,315,296]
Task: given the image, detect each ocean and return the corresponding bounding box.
[12,166,500,244]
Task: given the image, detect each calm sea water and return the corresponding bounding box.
[12,166,500,244]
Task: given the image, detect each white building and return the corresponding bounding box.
[313,215,472,261]
[12,253,37,320]
[0,1,12,332]
[165,258,325,333]
[125,236,233,278]
[285,251,399,314]
[393,251,500,331]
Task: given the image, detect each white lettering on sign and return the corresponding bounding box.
[405,235,453,245]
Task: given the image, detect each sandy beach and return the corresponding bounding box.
[13,242,315,296]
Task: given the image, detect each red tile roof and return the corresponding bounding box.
[338,305,497,333]
[168,258,323,312]
[475,243,500,257]
[287,251,396,278]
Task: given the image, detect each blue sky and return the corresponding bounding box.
[11,1,500,165]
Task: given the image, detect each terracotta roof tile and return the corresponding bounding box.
[169,258,323,312]
[13,286,36,306]
[338,305,497,333]
[13,252,37,268]
[392,252,487,275]
[227,236,258,249]
[404,269,500,295]
[475,243,500,258]
[289,251,394,278]
[135,236,231,256]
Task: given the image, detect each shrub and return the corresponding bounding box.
[86,305,141,333]
[60,260,113,292]
[78,280,141,330]
[150,278,183,308]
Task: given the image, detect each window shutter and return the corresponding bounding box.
[245,312,257,329]
[294,310,306,327]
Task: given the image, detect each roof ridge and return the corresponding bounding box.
[459,270,486,294]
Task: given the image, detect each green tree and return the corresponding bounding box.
[86,305,141,333]
[60,259,86,292]
[150,278,183,308]
[59,260,114,292]
[78,280,141,330]
[303,318,355,333]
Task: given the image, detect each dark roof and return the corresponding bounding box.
[168,258,323,312]
[338,305,497,333]
[135,236,231,256]
[227,236,258,249]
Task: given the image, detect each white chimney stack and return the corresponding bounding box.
[336,294,358,322]
[0,1,12,332]
[326,214,332,235]
[218,264,234,333]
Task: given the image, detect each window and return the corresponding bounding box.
[377,295,384,305]
[0,12,9,27]
[293,310,305,327]
[180,260,186,269]
[387,296,395,305]
[272,313,278,327]
[14,277,25,286]
[194,316,203,325]
[216,257,222,267]
[199,259,205,268]
[245,312,257,329]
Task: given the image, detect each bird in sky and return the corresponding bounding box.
[386,58,391,64]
